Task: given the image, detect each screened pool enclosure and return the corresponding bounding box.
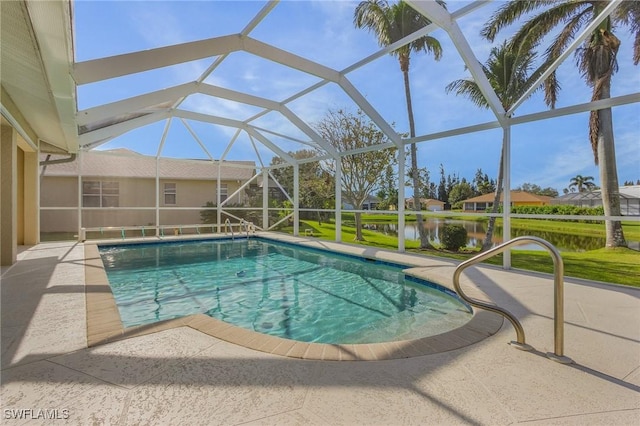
[19,0,639,268]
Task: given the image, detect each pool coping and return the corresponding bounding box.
[84,233,504,361]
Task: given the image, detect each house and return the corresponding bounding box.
[461,191,552,212]
[551,185,640,216]
[40,149,256,234]
[342,194,381,210]
[405,197,446,212]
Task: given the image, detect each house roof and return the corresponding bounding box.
[554,186,640,201]
[40,150,255,181]
[462,191,553,204]
[406,197,445,205]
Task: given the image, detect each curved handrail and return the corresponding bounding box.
[453,236,572,364]
[224,218,234,239]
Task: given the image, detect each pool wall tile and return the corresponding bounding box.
[285,341,309,359]
[352,345,379,361]
[336,345,358,361]
[303,343,324,360]
[270,339,297,357]
[321,344,341,361]
[255,335,287,354]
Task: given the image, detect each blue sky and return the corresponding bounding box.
[74,0,639,194]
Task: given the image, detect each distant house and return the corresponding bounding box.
[461,191,552,212]
[405,198,446,212]
[343,194,380,210]
[40,149,256,233]
[551,185,640,216]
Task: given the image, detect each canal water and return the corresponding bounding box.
[364,219,638,252]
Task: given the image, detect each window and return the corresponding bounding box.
[164,183,176,205]
[83,181,119,207]
[220,183,228,202]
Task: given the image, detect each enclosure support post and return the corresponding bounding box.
[502,124,511,269]
[262,167,269,230]
[216,162,222,232]
[398,147,406,252]
[335,157,342,243]
[77,150,83,241]
[155,119,171,237]
[293,164,299,236]
[155,157,160,237]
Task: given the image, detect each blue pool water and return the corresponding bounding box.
[99,238,473,344]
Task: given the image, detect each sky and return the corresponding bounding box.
[73,0,640,195]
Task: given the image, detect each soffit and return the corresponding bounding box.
[0,0,76,153]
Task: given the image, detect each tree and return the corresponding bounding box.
[376,164,400,210]
[569,175,597,193]
[446,173,459,201]
[437,164,447,202]
[446,41,546,250]
[315,109,397,241]
[354,0,445,249]
[474,168,495,195]
[481,1,638,247]
[515,183,559,198]
[270,150,335,224]
[417,167,437,200]
[448,181,475,209]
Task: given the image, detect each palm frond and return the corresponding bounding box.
[410,35,443,61]
[481,0,557,42]
[548,8,592,60]
[354,0,393,47]
[543,70,560,109]
[577,29,620,85]
[612,0,640,64]
[511,2,588,54]
[446,40,544,111]
[354,0,443,63]
[445,79,489,109]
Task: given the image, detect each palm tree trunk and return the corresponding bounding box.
[596,81,626,248]
[482,140,505,251]
[403,69,432,249]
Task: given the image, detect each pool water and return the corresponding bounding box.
[99,238,473,344]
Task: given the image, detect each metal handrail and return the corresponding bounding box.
[224,218,234,240]
[453,236,572,364]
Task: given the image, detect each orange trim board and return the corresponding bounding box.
[83,241,502,361]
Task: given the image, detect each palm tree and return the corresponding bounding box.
[354,0,445,249]
[569,174,597,192]
[481,1,638,248]
[446,41,546,251]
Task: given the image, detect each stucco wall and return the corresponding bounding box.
[41,176,78,207]
[40,176,247,234]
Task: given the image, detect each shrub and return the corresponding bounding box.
[508,205,605,223]
[440,224,468,251]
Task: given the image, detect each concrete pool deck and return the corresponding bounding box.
[1,235,639,424]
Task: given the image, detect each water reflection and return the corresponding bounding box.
[363,219,632,252]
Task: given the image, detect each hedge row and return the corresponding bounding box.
[507,204,605,223]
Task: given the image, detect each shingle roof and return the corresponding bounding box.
[40,150,256,181]
[462,190,553,203]
[406,197,445,205]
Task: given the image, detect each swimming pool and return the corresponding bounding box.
[99,238,473,344]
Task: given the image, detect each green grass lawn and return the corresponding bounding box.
[292,219,640,287]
